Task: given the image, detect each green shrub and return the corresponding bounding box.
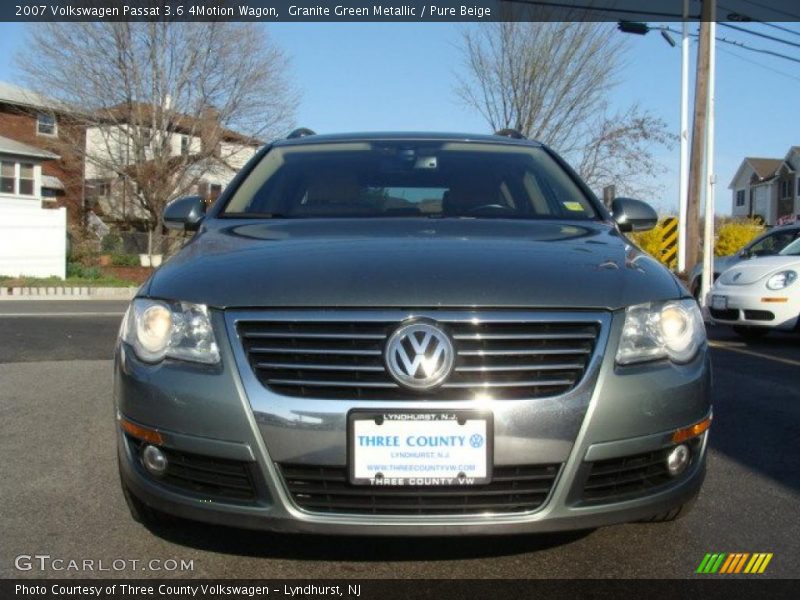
[715,218,764,257]
[66,262,84,278]
[66,262,102,279]
[111,253,140,267]
[101,232,123,253]
[67,232,100,266]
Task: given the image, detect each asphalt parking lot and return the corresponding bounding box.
[1,299,798,579]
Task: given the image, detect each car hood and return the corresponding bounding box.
[717,255,800,286]
[148,218,684,310]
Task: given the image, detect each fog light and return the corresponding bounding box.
[141,444,168,476]
[666,444,690,477]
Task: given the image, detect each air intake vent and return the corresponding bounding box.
[280,463,560,515]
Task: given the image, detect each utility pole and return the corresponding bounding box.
[685,0,714,275]
[677,0,690,273]
[700,6,717,306]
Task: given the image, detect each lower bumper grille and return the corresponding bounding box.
[127,436,258,503]
[709,308,738,321]
[580,440,700,505]
[744,309,775,321]
[280,463,560,515]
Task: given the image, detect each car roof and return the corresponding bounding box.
[272,131,543,147]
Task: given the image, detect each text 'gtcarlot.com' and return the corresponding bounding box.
[13,554,194,572]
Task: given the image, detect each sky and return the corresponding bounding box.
[1,20,799,215]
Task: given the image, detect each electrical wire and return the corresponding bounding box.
[662,26,800,66]
[716,45,800,84]
[498,0,701,19]
[719,22,800,50]
[718,3,800,37]
[738,0,800,21]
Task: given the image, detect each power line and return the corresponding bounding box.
[717,45,800,84]
[718,3,800,38]
[662,26,800,66]
[498,0,700,19]
[739,0,800,21]
[719,22,800,50]
[758,22,800,39]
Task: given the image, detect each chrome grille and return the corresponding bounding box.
[234,312,603,400]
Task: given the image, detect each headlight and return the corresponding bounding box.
[121,298,220,364]
[766,270,797,290]
[616,299,706,365]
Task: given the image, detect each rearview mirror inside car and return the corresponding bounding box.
[611,197,659,232]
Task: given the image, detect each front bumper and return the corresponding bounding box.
[115,308,712,535]
[707,286,799,330]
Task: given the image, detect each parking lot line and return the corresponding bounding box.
[708,340,800,368]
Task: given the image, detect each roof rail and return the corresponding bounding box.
[287,127,316,139]
[494,128,526,140]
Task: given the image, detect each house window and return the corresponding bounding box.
[736,189,745,207]
[37,113,57,136]
[181,135,189,156]
[780,180,791,199]
[0,161,14,194]
[797,177,800,197]
[18,163,34,195]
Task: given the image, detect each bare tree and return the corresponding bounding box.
[456,22,674,197]
[18,22,297,250]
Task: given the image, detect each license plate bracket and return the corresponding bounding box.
[347,410,492,486]
[711,295,727,310]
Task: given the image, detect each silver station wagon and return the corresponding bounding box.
[115,131,711,535]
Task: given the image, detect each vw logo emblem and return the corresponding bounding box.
[384,321,455,390]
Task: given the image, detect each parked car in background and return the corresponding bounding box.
[708,236,800,339]
[115,131,711,536]
[690,224,800,299]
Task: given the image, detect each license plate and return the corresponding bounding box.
[348,411,492,486]
[711,295,727,310]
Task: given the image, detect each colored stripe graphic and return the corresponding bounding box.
[697,552,773,574]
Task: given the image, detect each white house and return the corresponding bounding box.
[0,134,58,209]
[83,103,260,226]
[729,147,800,226]
[0,135,66,278]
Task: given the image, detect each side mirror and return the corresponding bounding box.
[611,197,659,232]
[164,195,206,231]
[739,250,751,259]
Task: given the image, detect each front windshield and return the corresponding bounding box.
[222,141,599,220]
[779,237,800,256]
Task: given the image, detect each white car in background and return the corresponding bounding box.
[708,237,800,339]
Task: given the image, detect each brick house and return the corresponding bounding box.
[0,81,85,229]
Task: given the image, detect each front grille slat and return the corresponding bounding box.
[280,463,559,515]
[455,362,585,372]
[257,362,386,372]
[237,315,600,400]
[453,332,596,341]
[244,332,388,340]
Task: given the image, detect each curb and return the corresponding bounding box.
[0,286,137,300]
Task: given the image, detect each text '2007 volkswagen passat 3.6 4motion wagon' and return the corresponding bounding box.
[115,130,711,535]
